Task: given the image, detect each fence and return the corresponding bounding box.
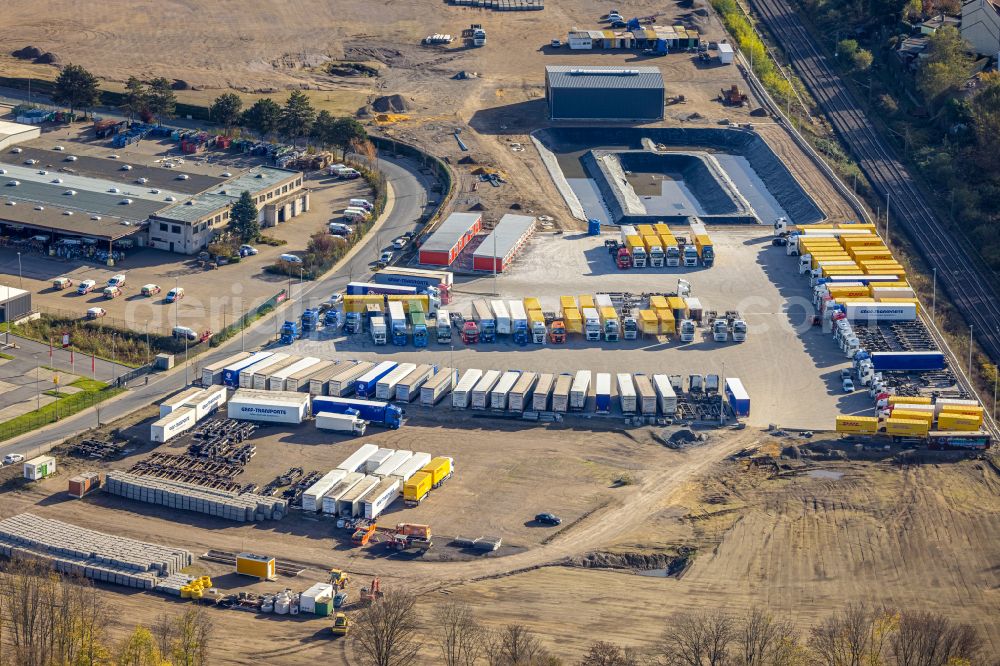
[371,136,455,225]
[209,289,287,347]
[0,387,124,444]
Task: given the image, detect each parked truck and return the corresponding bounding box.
[316,412,367,436]
[355,361,398,399]
[436,309,452,344]
[529,310,547,344]
[491,300,511,336]
[583,308,601,342]
[626,236,647,268]
[472,300,496,342]
[679,319,696,343]
[682,242,698,267]
[388,301,407,346]
[599,306,620,341]
[370,316,387,345]
[509,300,528,346]
[644,236,664,267]
[313,396,404,429]
[411,310,428,347]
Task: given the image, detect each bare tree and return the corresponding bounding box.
[152,611,175,658]
[654,611,734,666]
[434,601,484,666]
[579,640,640,666]
[172,607,214,666]
[736,607,798,666]
[352,589,421,666]
[809,603,897,666]
[890,610,982,666]
[483,624,545,665]
[0,557,61,666]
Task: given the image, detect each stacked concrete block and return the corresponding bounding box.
[105,471,287,522]
[0,513,192,590]
[155,572,197,596]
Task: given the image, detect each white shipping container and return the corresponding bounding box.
[337,444,380,473]
[150,406,196,443]
[362,478,401,520]
[652,374,678,414]
[508,300,527,323]
[328,361,374,396]
[570,370,592,410]
[870,286,915,300]
[617,373,637,414]
[843,302,917,321]
[532,373,555,411]
[201,351,251,386]
[491,300,511,335]
[395,364,435,402]
[307,362,342,396]
[302,469,347,512]
[322,472,365,514]
[390,452,433,483]
[299,583,334,614]
[595,293,614,309]
[239,353,291,389]
[251,355,299,390]
[421,368,457,406]
[509,372,538,412]
[633,374,657,414]
[287,359,335,392]
[365,448,395,474]
[373,450,413,478]
[185,384,227,421]
[268,357,321,391]
[452,369,483,408]
[491,371,521,410]
[23,455,56,481]
[375,363,417,401]
[552,374,573,412]
[160,387,205,418]
[336,475,381,517]
[227,389,310,424]
[471,370,502,410]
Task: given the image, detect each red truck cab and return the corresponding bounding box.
[461,321,480,344]
[549,320,566,344]
[616,248,632,269]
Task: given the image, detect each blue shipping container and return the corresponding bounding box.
[354,361,398,399]
[346,282,417,297]
[724,378,750,418]
[221,352,273,387]
[869,351,945,371]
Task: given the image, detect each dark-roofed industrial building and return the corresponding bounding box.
[0,286,31,324]
[544,65,665,122]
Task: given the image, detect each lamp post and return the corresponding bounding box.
[931,267,936,323]
[968,325,973,380]
[16,252,23,289]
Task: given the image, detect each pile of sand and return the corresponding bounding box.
[11,46,42,59]
[371,94,407,113]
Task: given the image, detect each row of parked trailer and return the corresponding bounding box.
[150,385,228,444]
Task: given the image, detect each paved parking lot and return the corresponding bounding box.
[282,227,871,429]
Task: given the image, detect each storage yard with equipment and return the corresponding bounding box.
[1,0,999,661]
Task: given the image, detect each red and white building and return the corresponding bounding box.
[472,214,535,273]
[418,212,483,266]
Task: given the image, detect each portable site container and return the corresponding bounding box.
[532,373,555,411]
[321,472,364,514]
[236,553,275,580]
[657,309,676,335]
[302,469,347,512]
[23,455,56,481]
[364,448,396,474]
[617,373,637,414]
[337,444,380,473]
[570,370,592,411]
[252,354,299,389]
[287,359,335,392]
[491,371,521,410]
[453,369,484,408]
[300,583,335,615]
[552,374,573,412]
[395,364,435,402]
[375,363,417,400]
[150,406,196,443]
[509,372,538,412]
[308,362,343,395]
[328,361,375,396]
[471,370,502,410]
[390,452,433,483]
[594,373,612,413]
[649,295,669,311]
[667,297,687,320]
[202,352,251,386]
[652,374,677,414]
[67,472,101,498]
[355,361,398,399]
[221,352,272,388]
[362,478,401,520]
[421,368,457,406]
[373,450,413,478]
[578,294,595,310]
[185,384,228,421]
[336,475,381,518]
[238,353,291,389]
[633,374,657,414]
[268,357,321,392]
[159,387,205,418]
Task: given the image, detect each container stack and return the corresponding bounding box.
[0,513,192,590]
[104,471,288,521]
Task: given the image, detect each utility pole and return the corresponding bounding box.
[932,267,936,323]
[174,277,179,328]
[492,225,498,297]
[968,325,974,380]
[720,361,726,426]
[885,193,890,244]
[16,252,22,289]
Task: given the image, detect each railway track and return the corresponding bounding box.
[749,0,1000,366]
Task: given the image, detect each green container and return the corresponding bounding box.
[314,600,331,617]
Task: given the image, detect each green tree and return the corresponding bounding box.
[116,626,163,666]
[918,26,972,101]
[209,92,243,132]
[327,117,367,158]
[311,109,335,146]
[146,77,176,122]
[229,191,260,242]
[241,97,282,137]
[280,90,316,145]
[837,39,859,59]
[971,74,1000,169]
[52,63,101,118]
[852,48,873,71]
[121,76,149,122]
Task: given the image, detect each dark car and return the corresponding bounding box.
[535,513,562,526]
[771,237,788,247]
[610,20,627,28]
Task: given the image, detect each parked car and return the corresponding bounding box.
[172,326,209,342]
[239,244,258,256]
[610,19,626,28]
[329,223,352,236]
[86,307,107,319]
[535,512,562,526]
[279,253,303,264]
[402,230,416,239]
[103,285,122,299]
[379,250,394,264]
[52,277,73,290]
[141,284,161,297]
[771,237,788,247]
[392,238,408,250]
[77,279,97,295]
[107,274,126,288]
[842,378,855,393]
[550,39,562,48]
[2,453,25,466]
[165,287,185,303]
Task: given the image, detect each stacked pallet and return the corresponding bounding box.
[0,513,192,590]
[105,471,287,522]
[451,0,544,8]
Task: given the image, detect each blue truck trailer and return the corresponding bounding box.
[354,361,398,399]
[346,282,418,297]
[312,396,403,429]
[724,377,750,418]
[221,352,273,388]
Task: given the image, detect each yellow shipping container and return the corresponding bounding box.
[560,296,576,312]
[236,553,275,580]
[888,395,932,405]
[626,235,644,249]
[524,297,542,311]
[636,224,656,236]
[642,235,661,251]
[528,309,545,326]
[836,415,879,434]
[654,222,671,236]
[851,249,894,260]
[344,294,384,313]
[667,296,687,313]
[883,418,930,437]
[599,306,618,323]
[868,281,909,289]
[840,236,887,248]
[656,309,676,334]
[577,294,595,310]
[649,295,669,311]
[403,471,432,505]
[936,413,982,431]
[421,456,453,487]
[638,309,660,335]
[658,232,678,249]
[878,299,920,308]
[564,308,583,333]
[823,268,865,277]
[891,409,934,423]
[827,288,871,299]
[387,294,429,314]
[939,403,984,417]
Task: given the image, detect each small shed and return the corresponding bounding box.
[472,214,536,272]
[24,455,56,481]
[718,43,734,64]
[0,285,31,323]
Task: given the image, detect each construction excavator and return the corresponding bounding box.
[359,577,383,605]
[329,568,349,589]
[350,522,433,552]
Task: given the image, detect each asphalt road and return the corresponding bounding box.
[0,152,437,460]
